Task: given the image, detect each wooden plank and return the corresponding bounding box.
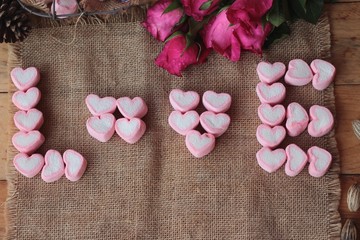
[0,93,8,180]
[340,175,360,219]
[0,181,7,238]
[327,2,360,85]
[0,44,8,93]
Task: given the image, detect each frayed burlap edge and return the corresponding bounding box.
[4,13,341,239]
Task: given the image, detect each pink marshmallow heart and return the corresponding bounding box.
[169,89,200,112]
[12,87,41,111]
[308,105,334,137]
[41,150,65,183]
[51,0,78,17]
[256,147,286,173]
[202,91,231,113]
[12,130,45,154]
[185,130,215,158]
[10,67,40,91]
[256,62,286,84]
[200,111,230,137]
[257,103,285,127]
[85,94,116,116]
[307,146,332,178]
[285,144,308,177]
[256,124,286,148]
[256,82,286,105]
[168,110,199,136]
[86,113,115,142]
[116,97,148,119]
[285,59,313,86]
[286,102,309,137]
[13,153,44,178]
[63,149,87,182]
[115,118,146,144]
[14,108,44,132]
[311,59,336,91]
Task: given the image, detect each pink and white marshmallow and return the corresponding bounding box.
[256,147,286,173]
[257,103,285,127]
[307,146,332,178]
[85,94,116,116]
[12,130,45,154]
[12,87,41,111]
[86,113,115,142]
[51,0,78,17]
[202,91,231,113]
[41,150,65,183]
[115,118,146,144]
[11,67,40,91]
[200,111,230,137]
[285,144,308,177]
[256,82,286,105]
[14,109,44,132]
[169,89,200,112]
[168,110,199,136]
[185,130,216,158]
[13,153,44,178]
[285,59,313,86]
[256,62,286,84]
[63,149,87,182]
[308,105,334,137]
[310,59,336,91]
[256,124,286,148]
[116,97,148,119]
[286,102,309,137]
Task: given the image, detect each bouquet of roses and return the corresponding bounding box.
[142,0,324,77]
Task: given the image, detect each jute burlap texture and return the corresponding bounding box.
[6,13,340,239]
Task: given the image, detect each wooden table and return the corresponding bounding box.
[0,1,359,237]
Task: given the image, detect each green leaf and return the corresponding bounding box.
[298,0,307,12]
[176,14,188,27]
[165,31,183,43]
[266,0,286,27]
[163,0,182,14]
[264,22,291,49]
[289,0,324,24]
[200,0,213,11]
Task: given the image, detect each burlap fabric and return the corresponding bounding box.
[6,12,340,239]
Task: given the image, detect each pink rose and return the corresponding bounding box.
[200,9,241,62]
[234,21,272,54]
[155,34,209,77]
[180,0,221,22]
[227,0,273,25]
[141,0,184,42]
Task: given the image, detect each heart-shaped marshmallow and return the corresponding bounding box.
[85,94,116,116]
[256,147,286,173]
[86,113,115,142]
[285,144,308,177]
[256,124,286,148]
[14,108,44,132]
[256,62,286,84]
[51,0,78,17]
[307,146,332,178]
[200,111,230,137]
[117,97,148,119]
[185,130,215,158]
[168,110,199,136]
[256,82,286,105]
[12,87,41,111]
[285,59,313,86]
[286,102,309,137]
[41,150,65,183]
[63,149,87,182]
[115,118,146,144]
[202,91,231,113]
[12,130,45,154]
[308,105,334,137]
[13,153,44,178]
[169,89,200,112]
[311,59,336,91]
[257,103,285,127]
[11,67,40,91]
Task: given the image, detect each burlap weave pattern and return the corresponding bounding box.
[6,14,340,239]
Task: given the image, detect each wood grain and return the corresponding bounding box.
[0,44,8,93]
